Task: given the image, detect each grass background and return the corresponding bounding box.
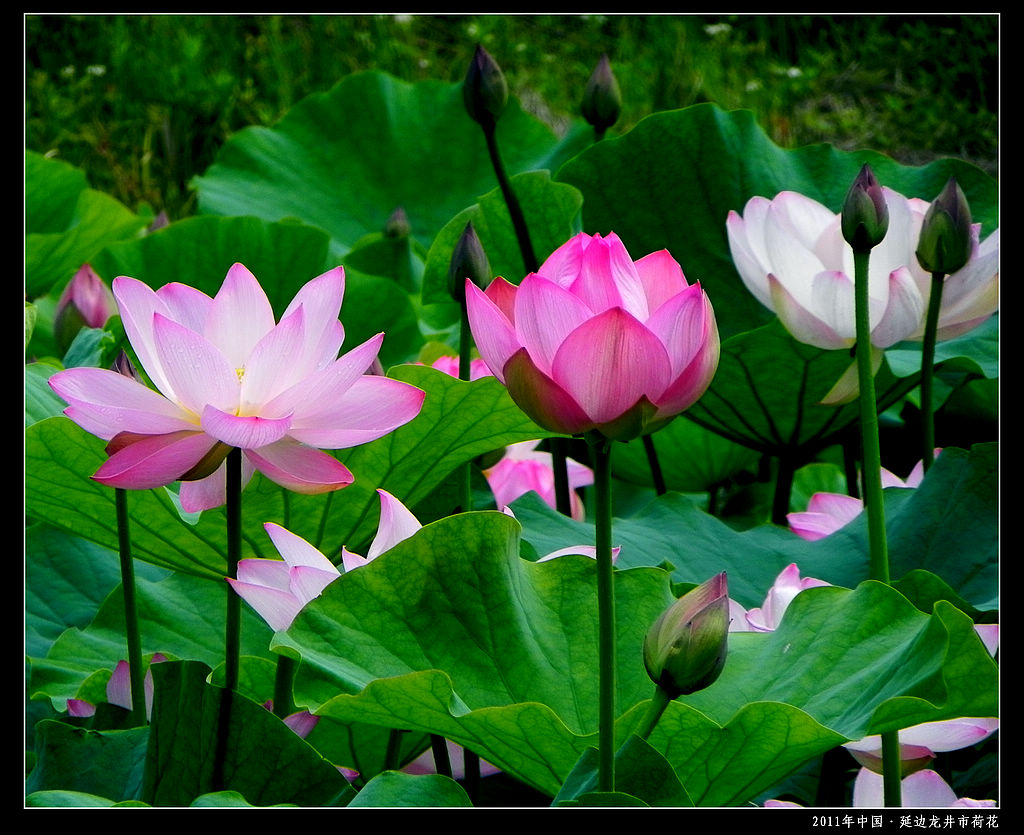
[26,14,999,221]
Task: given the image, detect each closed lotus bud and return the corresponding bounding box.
[644,572,730,698]
[385,206,411,239]
[916,177,973,275]
[581,54,621,132]
[448,222,492,303]
[463,45,508,129]
[841,164,889,253]
[54,263,116,352]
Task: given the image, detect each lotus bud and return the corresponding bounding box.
[447,222,492,303]
[463,45,508,129]
[841,164,889,253]
[384,206,411,239]
[581,54,621,133]
[643,572,730,698]
[54,263,116,352]
[915,177,973,275]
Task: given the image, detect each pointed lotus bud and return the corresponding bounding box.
[385,206,411,239]
[916,177,973,275]
[463,44,508,129]
[448,222,492,303]
[643,572,730,698]
[581,54,621,133]
[841,164,889,253]
[54,263,116,352]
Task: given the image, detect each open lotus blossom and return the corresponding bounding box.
[728,563,831,633]
[465,231,719,442]
[48,263,425,512]
[484,440,594,521]
[787,452,937,541]
[726,189,998,402]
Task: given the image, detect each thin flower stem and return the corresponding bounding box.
[636,686,672,741]
[115,488,146,726]
[592,437,616,793]
[853,248,900,807]
[853,251,889,586]
[225,447,242,694]
[458,301,474,513]
[431,734,453,779]
[920,272,945,472]
[482,123,537,274]
[771,455,797,526]
[550,439,572,516]
[642,434,667,495]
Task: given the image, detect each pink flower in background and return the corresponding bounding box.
[787,452,938,541]
[729,563,830,633]
[54,263,117,351]
[428,354,493,381]
[341,489,423,572]
[726,189,998,350]
[403,738,501,779]
[851,768,995,808]
[466,231,719,441]
[228,523,342,631]
[66,654,167,721]
[726,189,997,402]
[49,263,424,511]
[484,440,594,521]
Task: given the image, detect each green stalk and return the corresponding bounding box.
[458,300,474,514]
[114,488,146,726]
[431,734,453,779]
[636,686,672,741]
[272,655,296,718]
[919,271,945,472]
[482,123,537,274]
[853,248,900,806]
[224,447,242,694]
[852,251,889,586]
[591,437,616,792]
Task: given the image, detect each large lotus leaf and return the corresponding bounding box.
[193,71,591,258]
[556,103,998,343]
[273,510,996,804]
[509,442,997,613]
[139,661,353,807]
[26,365,550,580]
[25,151,150,300]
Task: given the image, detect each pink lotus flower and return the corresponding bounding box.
[851,768,996,808]
[729,563,830,633]
[66,654,167,721]
[787,453,936,542]
[428,354,493,381]
[465,232,719,441]
[54,263,117,351]
[766,769,996,807]
[727,190,998,402]
[484,440,594,521]
[49,263,425,511]
[227,522,343,631]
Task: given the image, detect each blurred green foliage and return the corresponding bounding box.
[25,14,998,220]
